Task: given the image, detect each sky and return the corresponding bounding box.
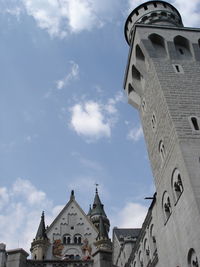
[0,0,200,252]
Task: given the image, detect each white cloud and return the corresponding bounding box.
[19,0,121,38]
[112,202,148,228]
[172,0,200,27]
[70,101,111,140]
[0,178,61,252]
[127,125,143,142]
[69,92,124,141]
[56,61,79,89]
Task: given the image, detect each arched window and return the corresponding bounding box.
[144,238,150,264]
[149,33,167,57]
[73,234,82,244]
[139,251,143,267]
[188,248,199,267]
[132,65,141,81]
[159,140,166,162]
[171,169,183,203]
[150,224,157,256]
[162,192,172,223]
[136,45,145,61]
[174,35,192,58]
[128,83,135,94]
[63,234,71,244]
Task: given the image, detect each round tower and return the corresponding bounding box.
[125,0,183,45]
[30,212,50,260]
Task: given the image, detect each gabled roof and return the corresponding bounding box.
[46,191,98,234]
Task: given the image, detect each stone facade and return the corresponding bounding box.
[123,0,200,266]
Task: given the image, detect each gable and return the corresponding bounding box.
[45,199,98,259]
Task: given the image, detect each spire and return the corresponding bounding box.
[35,211,48,240]
[70,190,75,201]
[91,187,106,217]
[96,216,109,240]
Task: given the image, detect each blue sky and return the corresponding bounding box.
[0,0,200,252]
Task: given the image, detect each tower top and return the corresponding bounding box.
[125,0,183,45]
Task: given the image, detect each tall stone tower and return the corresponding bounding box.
[124,0,200,266]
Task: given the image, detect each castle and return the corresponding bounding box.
[1,1,200,266]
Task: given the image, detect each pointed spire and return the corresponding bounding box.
[96,216,109,240]
[91,187,106,217]
[35,211,48,240]
[70,190,75,201]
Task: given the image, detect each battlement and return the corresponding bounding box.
[125,1,183,45]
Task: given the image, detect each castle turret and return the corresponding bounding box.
[30,212,49,260]
[90,188,110,235]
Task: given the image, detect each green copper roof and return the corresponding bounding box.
[90,188,107,217]
[35,211,48,240]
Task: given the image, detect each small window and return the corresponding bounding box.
[162,192,172,223]
[153,3,157,7]
[190,116,200,131]
[171,169,183,204]
[67,236,71,244]
[71,226,74,230]
[135,10,139,16]
[151,113,157,130]
[188,248,199,267]
[141,99,146,112]
[173,64,184,74]
[159,140,166,162]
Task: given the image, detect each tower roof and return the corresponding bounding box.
[90,188,106,217]
[35,211,48,240]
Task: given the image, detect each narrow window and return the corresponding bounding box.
[78,236,82,244]
[173,64,184,74]
[63,236,66,244]
[67,236,71,244]
[175,65,180,72]
[153,3,157,7]
[159,140,166,162]
[135,10,139,16]
[191,117,200,131]
[74,236,77,244]
[152,113,157,130]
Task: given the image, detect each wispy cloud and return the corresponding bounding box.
[111,202,148,228]
[69,92,124,142]
[0,178,62,251]
[17,0,121,38]
[56,61,79,90]
[127,125,143,142]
